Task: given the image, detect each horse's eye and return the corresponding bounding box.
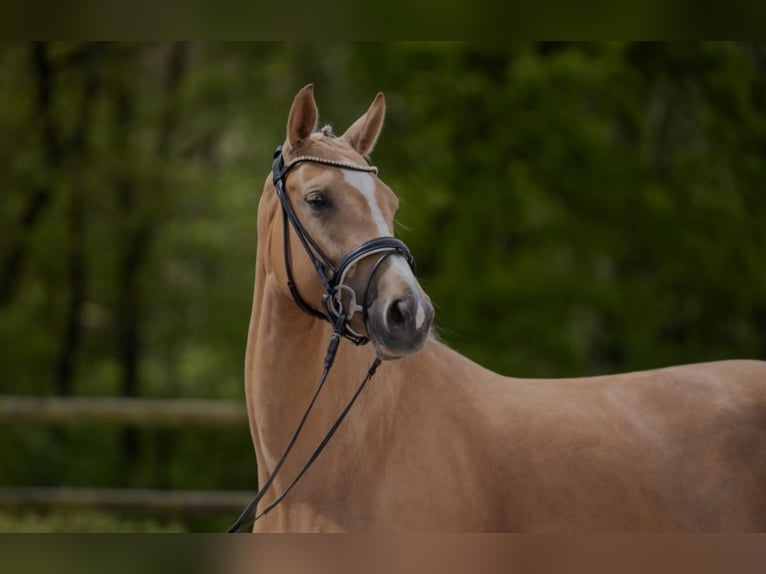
[305,192,330,211]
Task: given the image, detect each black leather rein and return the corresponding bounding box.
[226,146,415,532]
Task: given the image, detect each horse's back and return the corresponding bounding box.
[494,359,766,531]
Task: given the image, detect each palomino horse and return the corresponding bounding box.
[242,84,766,532]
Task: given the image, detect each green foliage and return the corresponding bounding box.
[1,42,765,530]
[351,42,766,375]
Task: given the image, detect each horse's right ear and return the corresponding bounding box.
[286,84,318,152]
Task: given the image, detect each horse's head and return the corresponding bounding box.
[259,84,433,359]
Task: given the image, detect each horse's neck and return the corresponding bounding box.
[244,258,492,502]
[244,265,385,484]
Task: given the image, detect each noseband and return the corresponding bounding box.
[271,145,415,344]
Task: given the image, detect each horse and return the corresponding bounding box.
[242,84,766,532]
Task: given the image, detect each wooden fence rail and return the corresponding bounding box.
[0,395,248,427]
[0,487,252,516]
[0,395,253,520]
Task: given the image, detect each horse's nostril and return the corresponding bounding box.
[386,299,409,331]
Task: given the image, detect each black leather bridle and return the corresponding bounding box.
[271,145,415,344]
[227,145,415,532]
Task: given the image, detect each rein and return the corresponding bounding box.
[227,146,414,532]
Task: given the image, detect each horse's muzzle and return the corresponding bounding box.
[368,292,433,359]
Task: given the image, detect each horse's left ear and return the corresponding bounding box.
[342,92,386,156]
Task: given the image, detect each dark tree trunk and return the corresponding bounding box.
[152,42,189,489]
[54,47,100,396]
[113,81,144,469]
[0,42,59,306]
[114,42,189,474]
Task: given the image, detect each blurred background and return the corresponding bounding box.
[0,42,765,532]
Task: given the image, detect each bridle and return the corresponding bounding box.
[227,145,416,532]
[272,145,414,345]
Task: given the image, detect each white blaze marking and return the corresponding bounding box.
[343,170,426,326]
[389,257,422,314]
[342,170,391,236]
[415,304,426,329]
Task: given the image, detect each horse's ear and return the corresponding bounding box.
[342,92,385,156]
[286,84,318,151]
